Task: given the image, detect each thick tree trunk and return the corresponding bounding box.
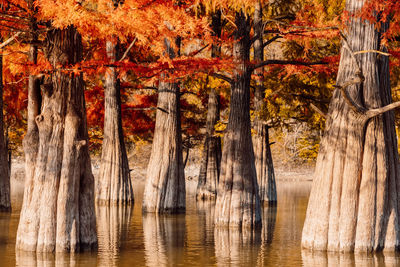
[142,37,185,213]
[142,80,185,213]
[253,2,277,205]
[196,11,222,201]
[302,0,400,252]
[0,40,11,211]
[214,11,261,229]
[16,27,97,253]
[96,40,134,205]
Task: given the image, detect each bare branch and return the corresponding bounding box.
[119,37,137,62]
[334,74,366,113]
[354,50,391,57]
[366,102,400,119]
[187,44,209,57]
[339,31,362,74]
[310,103,327,119]
[0,32,21,49]
[263,35,282,48]
[211,73,233,84]
[251,59,327,71]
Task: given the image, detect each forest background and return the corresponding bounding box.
[2,0,400,170]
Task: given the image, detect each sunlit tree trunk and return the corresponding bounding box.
[197,11,222,201]
[253,2,277,205]
[0,37,10,211]
[214,11,261,228]
[16,26,97,253]
[96,39,134,205]
[21,0,41,218]
[302,0,400,252]
[142,37,185,213]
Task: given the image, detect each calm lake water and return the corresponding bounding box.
[0,178,398,266]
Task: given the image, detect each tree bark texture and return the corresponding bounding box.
[196,11,222,201]
[253,2,277,205]
[0,41,11,211]
[214,11,261,229]
[302,0,400,252]
[142,37,185,213]
[16,27,97,253]
[196,88,221,201]
[96,40,134,205]
[22,3,42,219]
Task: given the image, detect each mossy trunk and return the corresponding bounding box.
[16,27,97,253]
[196,11,222,201]
[302,0,400,252]
[253,2,277,205]
[96,40,133,205]
[0,42,10,211]
[214,11,261,229]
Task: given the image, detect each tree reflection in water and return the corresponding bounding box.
[302,250,400,267]
[96,204,133,267]
[142,213,185,267]
[214,226,262,266]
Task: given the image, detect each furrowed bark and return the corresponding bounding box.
[214,11,261,229]
[196,11,222,202]
[196,87,221,201]
[302,0,400,252]
[142,37,185,213]
[16,26,97,253]
[253,1,277,205]
[96,39,134,205]
[0,38,10,211]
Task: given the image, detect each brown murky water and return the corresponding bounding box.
[1,179,398,266]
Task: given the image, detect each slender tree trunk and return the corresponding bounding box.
[253,2,277,205]
[196,11,222,201]
[302,0,400,252]
[96,40,134,205]
[196,88,221,201]
[142,37,185,213]
[214,11,261,229]
[0,38,11,211]
[21,5,42,219]
[16,26,97,253]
